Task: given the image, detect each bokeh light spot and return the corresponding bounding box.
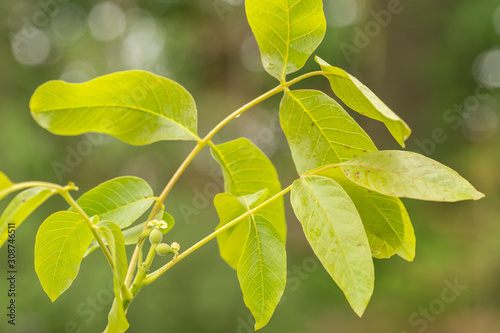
[240,36,263,72]
[494,5,500,36]
[474,49,500,88]
[325,0,360,27]
[11,28,51,66]
[88,2,126,42]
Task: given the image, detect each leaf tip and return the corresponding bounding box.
[395,125,412,148]
[47,291,60,303]
[253,317,269,331]
[314,55,327,67]
[402,252,415,262]
[398,138,406,148]
[473,191,485,200]
[351,301,369,318]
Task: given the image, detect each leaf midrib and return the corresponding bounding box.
[287,91,343,163]
[79,195,153,218]
[281,0,291,82]
[300,178,362,298]
[251,214,266,321]
[43,217,86,299]
[341,162,472,197]
[33,104,198,140]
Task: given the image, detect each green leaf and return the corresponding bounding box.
[98,221,129,333]
[0,171,12,189]
[214,189,268,269]
[98,221,128,287]
[72,176,154,229]
[211,138,286,242]
[340,151,485,202]
[316,56,411,147]
[213,191,284,328]
[280,89,377,175]
[119,223,150,248]
[246,0,326,81]
[237,215,286,330]
[315,166,415,261]
[0,171,14,201]
[236,189,269,209]
[0,187,57,247]
[30,70,198,145]
[35,211,95,302]
[108,299,129,333]
[84,212,175,257]
[291,175,374,316]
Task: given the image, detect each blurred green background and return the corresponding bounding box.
[1,0,499,332]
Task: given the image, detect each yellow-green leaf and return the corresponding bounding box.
[98,221,128,287]
[291,175,374,316]
[35,212,95,302]
[98,221,129,333]
[340,151,485,202]
[211,138,286,244]
[246,0,326,81]
[30,71,198,145]
[314,166,415,261]
[108,299,129,333]
[214,189,268,269]
[0,171,14,201]
[280,89,377,175]
[316,56,411,147]
[0,187,57,247]
[237,215,286,330]
[71,176,154,229]
[214,191,285,328]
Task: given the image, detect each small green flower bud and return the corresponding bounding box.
[149,228,163,245]
[171,242,180,252]
[147,219,168,229]
[156,243,172,256]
